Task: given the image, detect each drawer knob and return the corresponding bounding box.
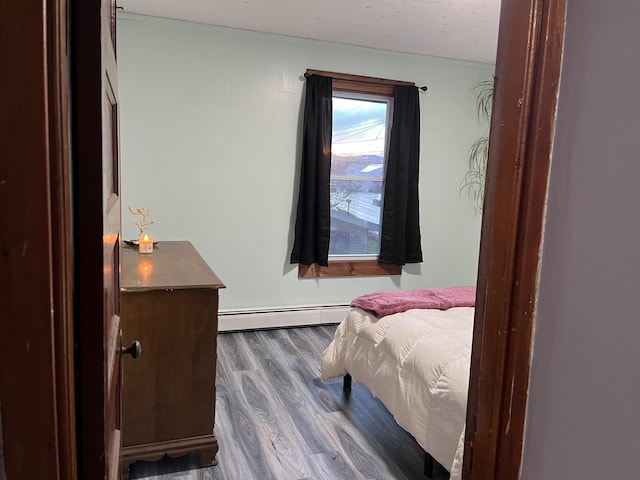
[122,340,142,359]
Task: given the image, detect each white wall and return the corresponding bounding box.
[522,2,640,478]
[117,13,492,311]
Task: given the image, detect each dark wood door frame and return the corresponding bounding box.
[0,0,566,479]
[0,0,76,478]
[463,1,566,478]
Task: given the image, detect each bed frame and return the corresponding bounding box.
[343,373,450,479]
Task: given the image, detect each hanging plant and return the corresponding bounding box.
[461,77,494,209]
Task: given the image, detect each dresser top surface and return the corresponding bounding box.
[121,240,225,291]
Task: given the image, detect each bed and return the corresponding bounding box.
[321,286,475,479]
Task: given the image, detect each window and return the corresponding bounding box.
[292,70,423,277]
[329,92,392,257]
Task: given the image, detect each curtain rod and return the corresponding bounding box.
[303,72,428,91]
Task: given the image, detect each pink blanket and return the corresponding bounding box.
[351,285,476,318]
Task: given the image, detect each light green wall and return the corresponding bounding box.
[117,13,493,311]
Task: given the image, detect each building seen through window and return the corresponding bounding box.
[329,93,392,256]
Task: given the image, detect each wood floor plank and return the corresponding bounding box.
[217,332,253,372]
[211,389,262,480]
[318,410,416,480]
[321,380,426,476]
[239,370,312,479]
[308,451,361,480]
[222,386,284,480]
[292,359,345,415]
[261,355,336,455]
[130,325,427,480]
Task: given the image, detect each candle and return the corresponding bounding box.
[139,234,154,254]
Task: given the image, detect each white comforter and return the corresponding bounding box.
[321,306,474,474]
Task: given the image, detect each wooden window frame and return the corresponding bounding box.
[298,259,401,278]
[298,70,413,278]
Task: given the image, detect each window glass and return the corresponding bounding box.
[329,93,392,256]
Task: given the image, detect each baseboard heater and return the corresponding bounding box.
[218,304,350,332]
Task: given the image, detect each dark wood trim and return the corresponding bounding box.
[462,1,566,479]
[306,69,415,86]
[306,68,414,96]
[121,434,219,479]
[298,259,402,278]
[48,0,78,478]
[0,0,75,478]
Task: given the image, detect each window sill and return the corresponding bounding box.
[298,259,402,278]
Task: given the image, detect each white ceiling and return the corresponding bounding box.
[118,0,500,64]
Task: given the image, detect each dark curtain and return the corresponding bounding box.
[290,74,333,266]
[379,85,423,264]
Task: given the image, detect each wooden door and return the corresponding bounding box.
[73,0,124,478]
[462,0,566,478]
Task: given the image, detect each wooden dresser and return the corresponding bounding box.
[120,241,225,478]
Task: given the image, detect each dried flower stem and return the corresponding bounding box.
[128,207,154,236]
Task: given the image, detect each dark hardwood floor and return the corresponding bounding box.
[128,325,441,480]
